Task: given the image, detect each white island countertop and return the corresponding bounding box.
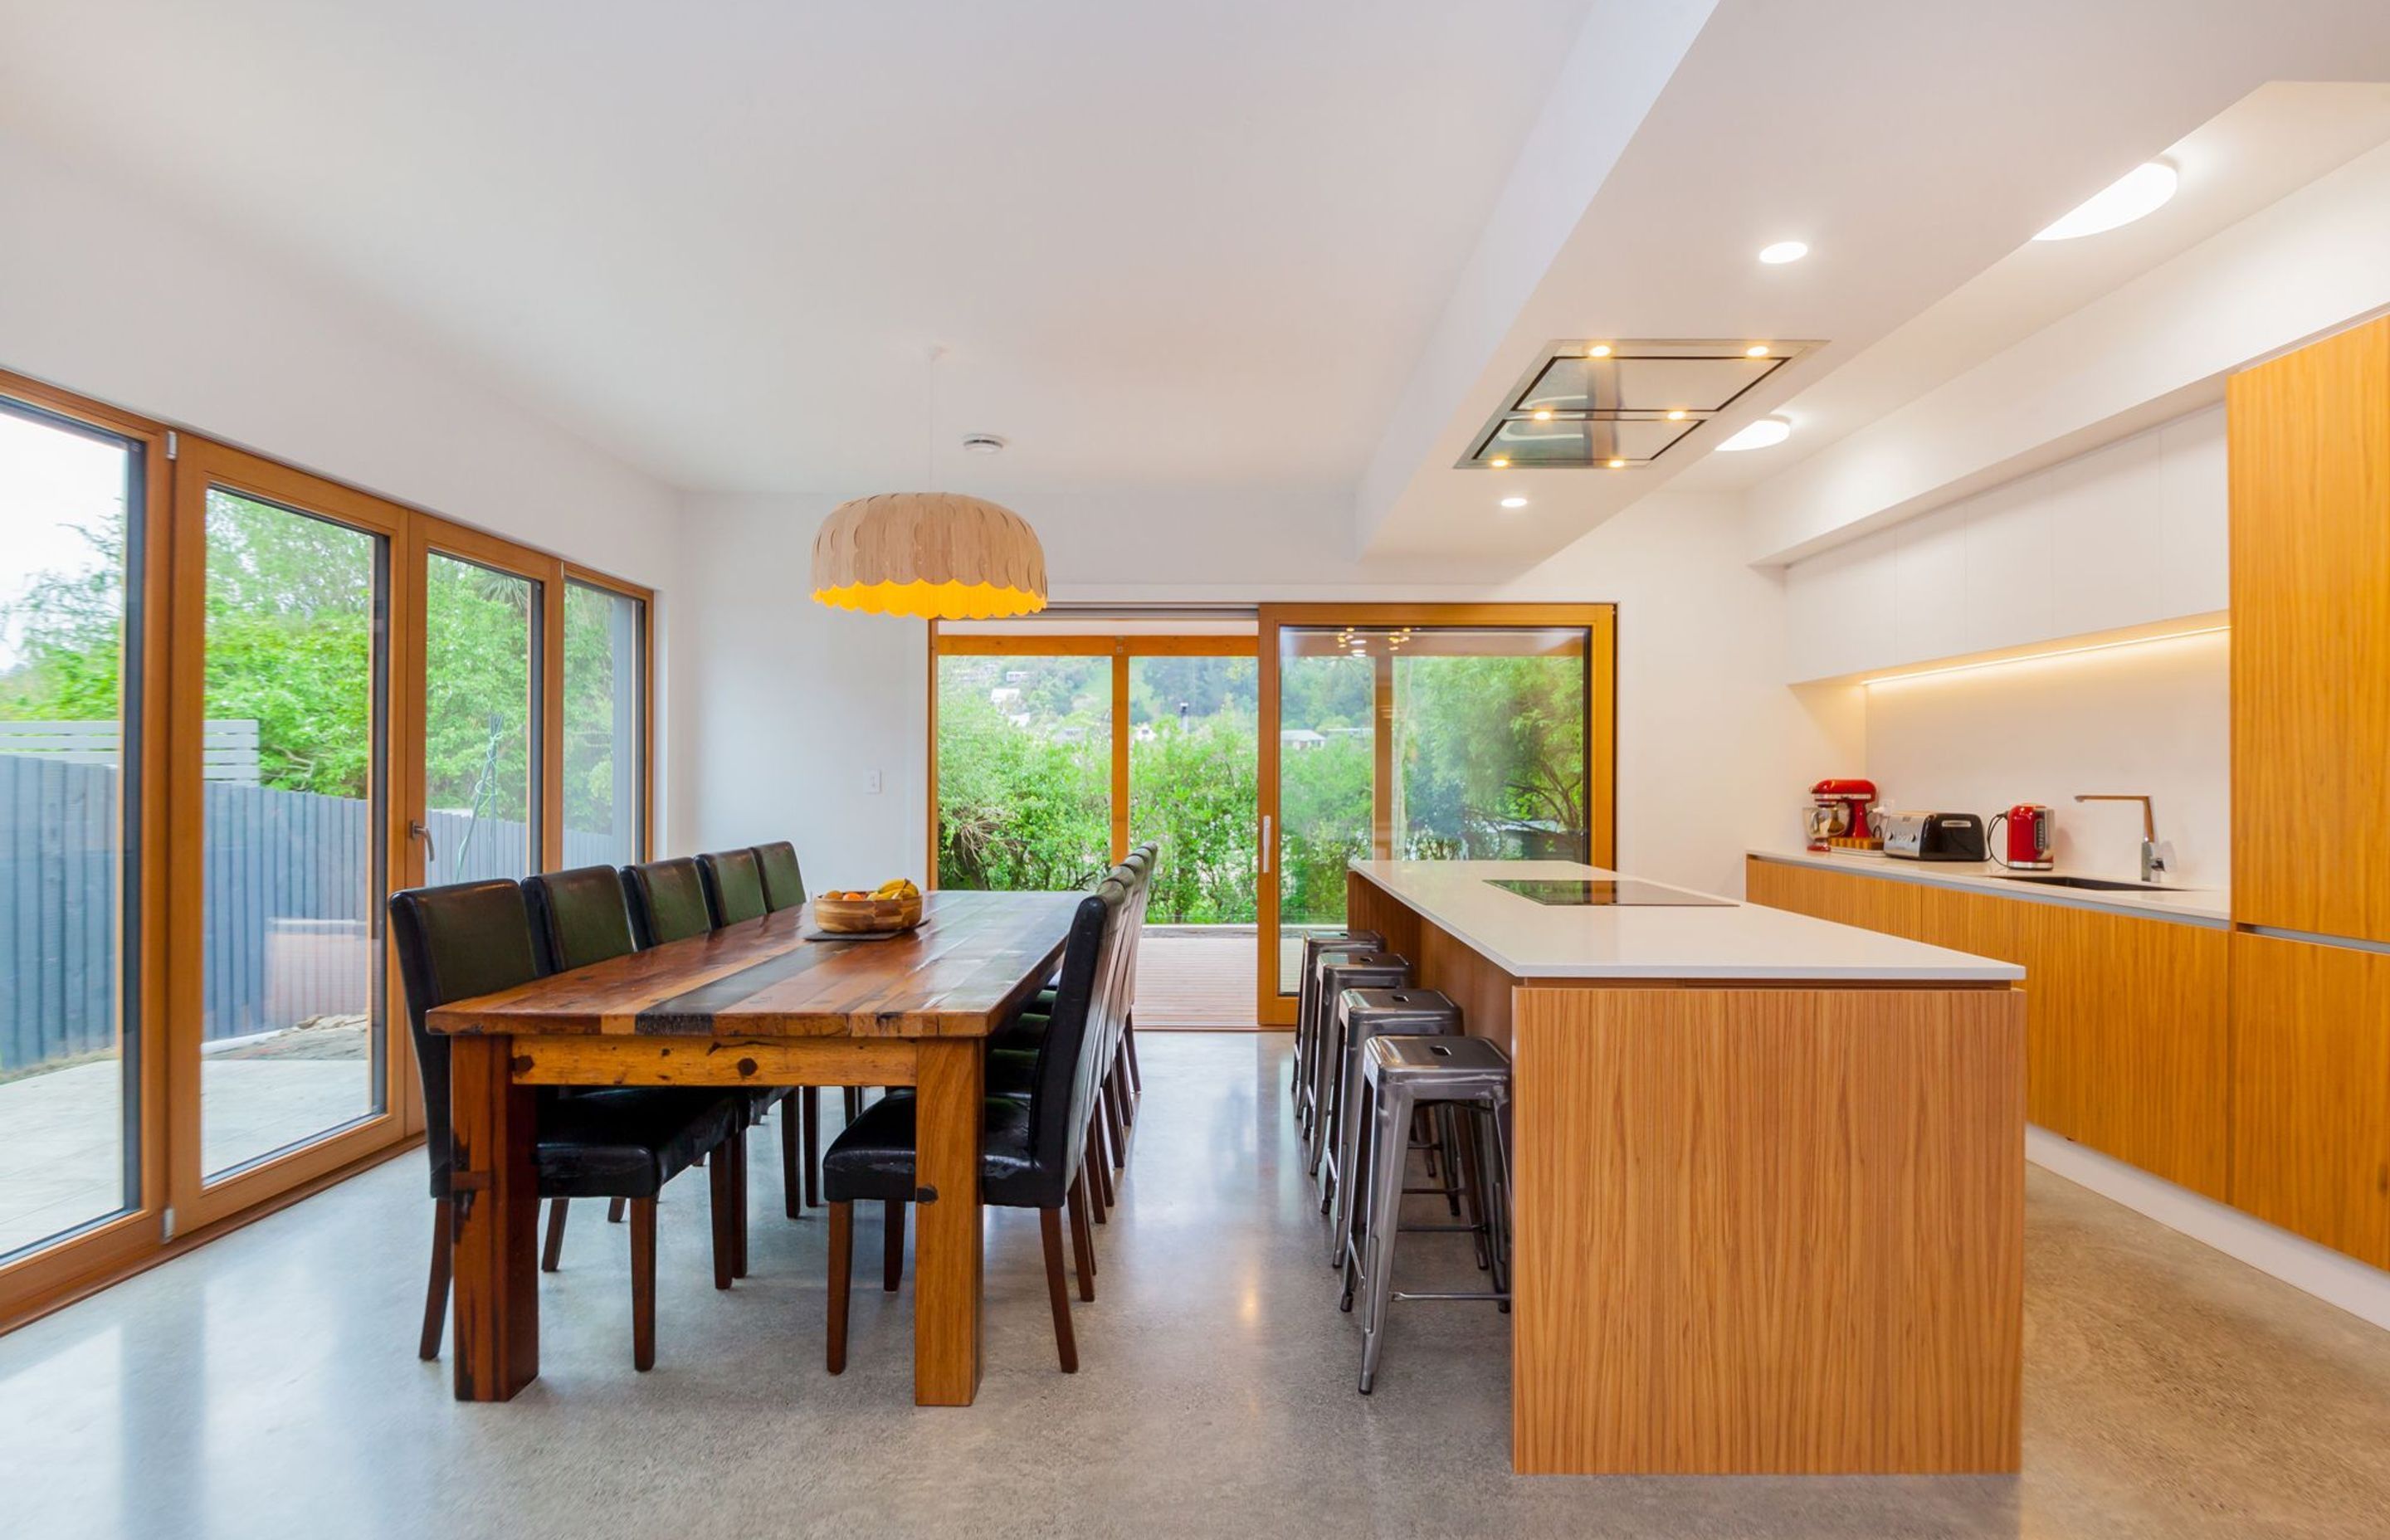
[1349,860,2022,982]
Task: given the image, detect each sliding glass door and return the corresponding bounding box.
[1256,606,1614,1023]
[0,371,657,1321]
[172,444,408,1224]
[0,393,157,1266]
[934,648,1114,892]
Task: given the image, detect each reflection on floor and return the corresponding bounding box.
[4,1033,2389,1539]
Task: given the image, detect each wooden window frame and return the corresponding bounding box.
[0,369,661,1330]
[0,370,173,1322]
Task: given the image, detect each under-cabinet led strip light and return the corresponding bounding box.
[1859,624,2229,688]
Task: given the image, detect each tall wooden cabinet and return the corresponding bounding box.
[2224,316,2390,1271]
[2228,314,2390,943]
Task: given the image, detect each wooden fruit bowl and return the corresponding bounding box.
[811,892,924,935]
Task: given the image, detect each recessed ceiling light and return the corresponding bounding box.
[2033,161,2177,241]
[1758,241,1808,265]
[1744,344,1770,358]
[1532,408,1554,422]
[1716,415,1792,452]
[1488,456,1510,468]
[1500,496,1529,509]
[1586,344,1612,358]
[1666,409,1688,421]
[1606,458,1627,470]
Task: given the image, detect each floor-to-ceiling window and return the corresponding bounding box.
[931,628,1260,1026]
[0,369,654,1326]
[563,576,647,868]
[0,395,151,1264]
[195,485,391,1180]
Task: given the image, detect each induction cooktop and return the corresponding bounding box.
[1489,878,1732,908]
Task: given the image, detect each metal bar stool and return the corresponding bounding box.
[1341,1033,1513,1395]
[1325,987,1461,1266]
[1305,952,1412,1187]
[1295,933,1384,1144]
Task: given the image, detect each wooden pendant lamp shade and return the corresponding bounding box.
[809,491,1048,619]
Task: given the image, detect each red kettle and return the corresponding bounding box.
[1987,804,2053,870]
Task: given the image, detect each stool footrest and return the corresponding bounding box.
[1390,1289,1509,1304]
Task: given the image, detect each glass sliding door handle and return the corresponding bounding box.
[1261,815,1271,875]
[410,819,437,865]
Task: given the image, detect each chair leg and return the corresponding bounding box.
[826,1200,853,1375]
[1123,1014,1143,1096]
[802,1089,822,1209]
[710,1147,736,1291]
[730,1129,750,1279]
[630,1197,658,1372]
[607,1196,627,1224]
[1066,1167,1097,1300]
[1040,1206,1080,1374]
[1085,1114,1114,1221]
[541,1197,568,1273]
[1101,1077,1127,1172]
[843,1085,864,1122]
[882,1199,905,1291]
[419,1197,452,1361]
[781,1098,802,1220]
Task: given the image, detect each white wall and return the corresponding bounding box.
[0,134,689,839]
[1861,629,2230,886]
[671,487,1845,900]
[669,494,929,880]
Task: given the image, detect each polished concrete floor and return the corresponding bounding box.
[4,1033,2389,1539]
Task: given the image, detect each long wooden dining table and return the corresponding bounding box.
[423,887,1083,1406]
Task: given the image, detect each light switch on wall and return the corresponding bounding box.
[865,768,883,794]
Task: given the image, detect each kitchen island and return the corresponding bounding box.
[1344,860,2026,1476]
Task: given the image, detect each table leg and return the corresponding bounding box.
[450,1034,539,1401]
[911,1038,985,1406]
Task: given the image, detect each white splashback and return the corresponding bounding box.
[1861,629,2229,888]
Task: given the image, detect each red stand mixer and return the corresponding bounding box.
[1806,779,1879,852]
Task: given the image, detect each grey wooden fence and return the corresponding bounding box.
[1,752,632,1075]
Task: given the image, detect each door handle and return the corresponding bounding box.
[1261,814,1271,875]
[411,819,437,866]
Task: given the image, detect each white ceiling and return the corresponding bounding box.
[0,0,1592,495]
[6,0,2390,573]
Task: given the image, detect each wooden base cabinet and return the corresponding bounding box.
[1745,860,2231,1201]
[2229,933,2390,1270]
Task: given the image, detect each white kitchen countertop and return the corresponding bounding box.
[1349,860,2022,982]
[1746,847,2230,926]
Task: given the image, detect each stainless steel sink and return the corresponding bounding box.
[1987,874,2184,893]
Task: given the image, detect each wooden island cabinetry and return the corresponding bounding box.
[1745,858,2231,1201]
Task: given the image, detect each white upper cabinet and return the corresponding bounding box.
[1783,407,2227,682]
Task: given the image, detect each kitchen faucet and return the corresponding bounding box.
[2073,794,2172,883]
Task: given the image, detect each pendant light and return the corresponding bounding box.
[811,348,1048,619]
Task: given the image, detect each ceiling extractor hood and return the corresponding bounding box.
[1461,339,1821,470]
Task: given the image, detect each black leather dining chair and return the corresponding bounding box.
[524,864,769,1264]
[820,879,1125,1374]
[390,878,747,1371]
[623,850,820,1221]
[697,848,768,927]
[622,855,711,947]
[751,841,807,912]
